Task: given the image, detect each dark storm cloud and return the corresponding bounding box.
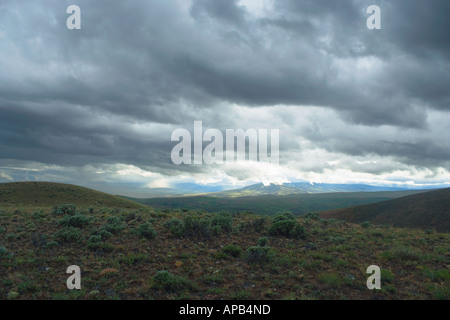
[0,0,449,180]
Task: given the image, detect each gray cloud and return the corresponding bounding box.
[0,0,449,192]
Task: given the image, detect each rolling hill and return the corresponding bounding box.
[319,188,450,232]
[130,190,427,215]
[210,182,409,198]
[0,181,448,300]
[0,182,145,210]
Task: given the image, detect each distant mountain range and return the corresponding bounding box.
[319,188,450,232]
[141,181,443,198]
[208,182,410,198]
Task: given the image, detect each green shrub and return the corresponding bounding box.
[6,233,18,241]
[98,230,113,240]
[101,216,125,234]
[251,217,267,232]
[152,271,196,292]
[246,246,273,265]
[52,204,77,216]
[318,273,342,287]
[99,243,114,253]
[232,290,250,300]
[0,227,6,234]
[45,241,59,248]
[303,213,320,220]
[0,246,8,258]
[211,213,233,234]
[291,224,306,240]
[32,211,46,219]
[268,220,296,237]
[237,217,267,233]
[59,214,91,228]
[221,244,242,258]
[257,237,268,247]
[381,269,395,283]
[88,235,102,244]
[361,221,371,229]
[86,235,102,250]
[124,211,138,222]
[54,227,82,243]
[272,212,296,223]
[269,212,306,239]
[136,222,157,239]
[183,216,210,239]
[164,219,185,238]
[432,285,450,300]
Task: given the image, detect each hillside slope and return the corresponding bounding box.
[320,188,450,232]
[0,182,144,209]
[132,190,427,215]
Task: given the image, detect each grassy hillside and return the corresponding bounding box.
[0,182,145,210]
[0,183,448,300]
[0,205,448,300]
[131,190,427,216]
[319,188,450,232]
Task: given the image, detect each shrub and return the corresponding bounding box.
[257,237,268,247]
[32,211,46,219]
[164,219,185,238]
[269,212,306,239]
[211,213,233,234]
[432,286,450,300]
[361,221,371,229]
[381,269,395,283]
[45,241,59,248]
[0,227,5,234]
[88,235,102,244]
[318,273,342,287]
[183,216,210,239]
[251,217,267,232]
[52,204,77,216]
[136,222,157,239]
[221,244,242,258]
[124,211,138,222]
[237,217,267,233]
[87,235,102,250]
[54,227,82,243]
[0,246,8,258]
[303,213,320,220]
[101,216,125,234]
[152,271,196,292]
[272,212,296,223]
[246,246,273,265]
[99,243,114,253]
[291,224,306,240]
[98,230,113,240]
[59,214,91,228]
[268,220,296,237]
[232,290,250,300]
[6,233,18,241]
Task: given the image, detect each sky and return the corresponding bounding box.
[0,0,449,197]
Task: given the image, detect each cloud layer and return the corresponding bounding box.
[0,0,449,194]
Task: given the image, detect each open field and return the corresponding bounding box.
[0,182,448,300]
